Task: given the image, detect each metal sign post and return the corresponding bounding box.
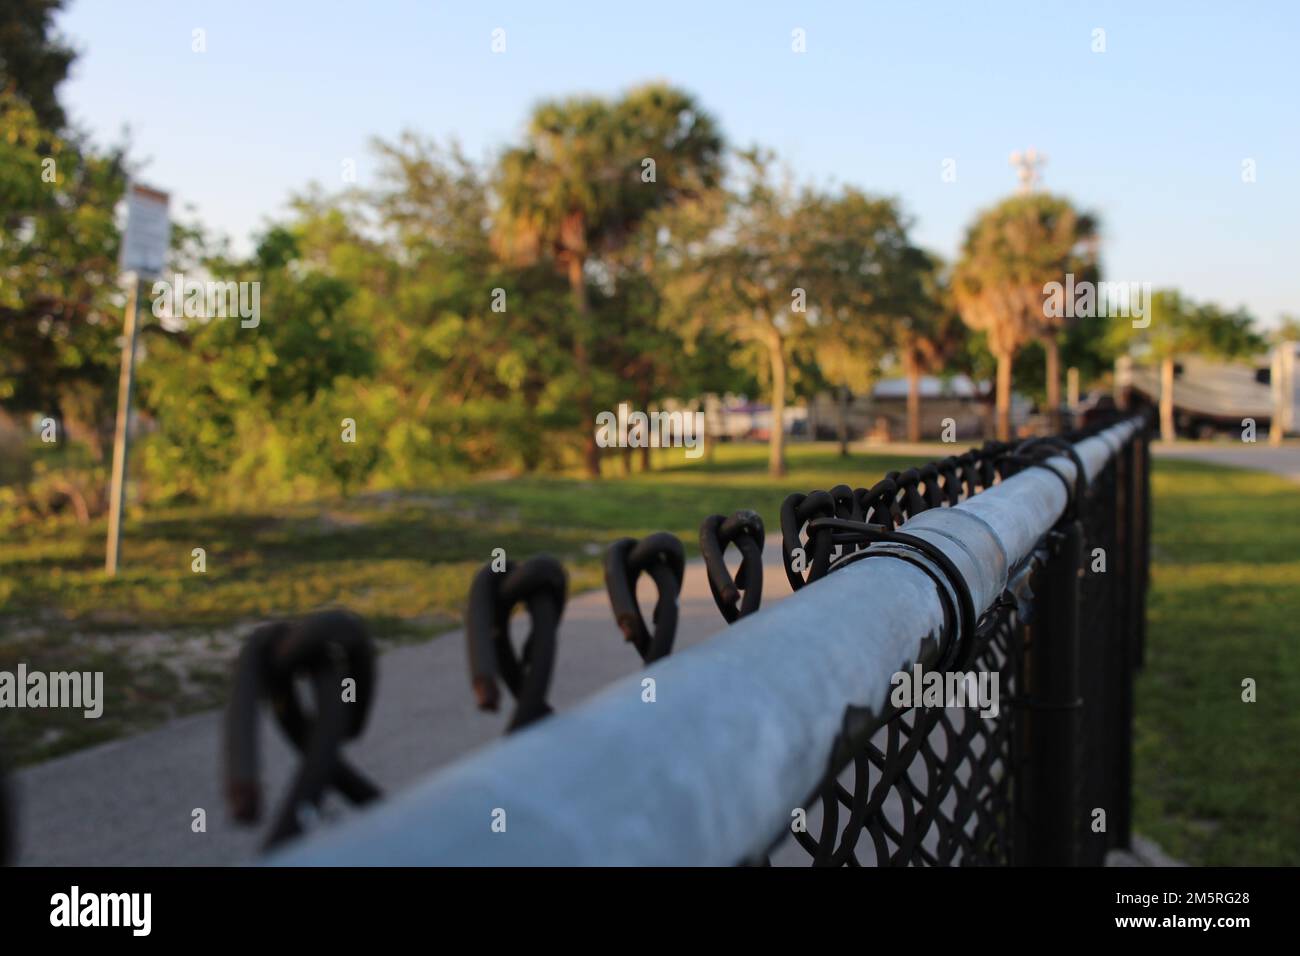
[105,183,170,576]
[105,276,141,575]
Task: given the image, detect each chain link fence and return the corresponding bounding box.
[221,413,1149,866]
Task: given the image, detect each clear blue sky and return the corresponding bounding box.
[57,0,1298,326]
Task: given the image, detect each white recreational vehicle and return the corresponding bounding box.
[1116,342,1300,438]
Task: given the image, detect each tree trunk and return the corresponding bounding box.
[51,478,91,525]
[1044,335,1061,433]
[568,255,600,477]
[837,386,850,457]
[905,356,921,443]
[1160,355,1176,443]
[767,328,787,478]
[638,379,652,471]
[996,350,1014,441]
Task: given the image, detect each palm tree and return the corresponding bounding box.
[954,194,1098,439]
[492,85,722,477]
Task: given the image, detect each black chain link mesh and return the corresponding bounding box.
[770,415,1145,867]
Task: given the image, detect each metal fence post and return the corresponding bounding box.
[1111,437,1136,850]
[1115,419,1151,847]
[1134,422,1151,668]
[1022,518,1084,865]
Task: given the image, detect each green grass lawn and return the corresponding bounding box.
[2,443,1296,865]
[0,443,932,765]
[1132,459,1300,866]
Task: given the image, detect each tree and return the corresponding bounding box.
[0,90,126,458]
[954,194,1098,438]
[805,188,925,456]
[0,4,132,461]
[594,263,707,474]
[357,134,577,475]
[664,153,920,476]
[896,252,966,443]
[1108,290,1262,442]
[492,84,723,477]
[0,0,76,131]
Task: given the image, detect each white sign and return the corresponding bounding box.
[121,183,171,276]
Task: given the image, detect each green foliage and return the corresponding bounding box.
[894,250,968,376]
[0,438,107,529]
[0,79,129,522]
[1107,289,1263,363]
[658,150,930,465]
[679,155,924,358]
[1271,314,1300,344]
[494,83,723,268]
[1016,315,1120,403]
[286,381,382,496]
[138,228,378,502]
[354,135,584,475]
[1,53,1269,511]
[0,90,126,457]
[491,83,726,474]
[0,0,76,130]
[6,76,648,504]
[137,132,607,500]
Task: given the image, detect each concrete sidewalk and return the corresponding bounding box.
[1151,441,1300,484]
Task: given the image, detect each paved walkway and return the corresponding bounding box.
[1151,441,1300,484]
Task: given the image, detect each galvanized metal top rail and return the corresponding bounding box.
[272,417,1143,866]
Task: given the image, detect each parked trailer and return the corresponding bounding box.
[1117,344,1299,438]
